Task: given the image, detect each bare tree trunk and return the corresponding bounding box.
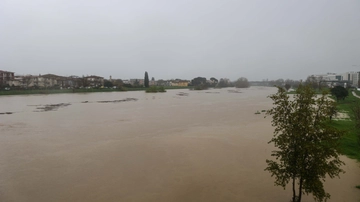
[292,176,296,202]
[298,177,303,202]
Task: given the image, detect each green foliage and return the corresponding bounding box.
[133,79,140,87]
[144,71,149,88]
[157,86,166,92]
[333,92,360,161]
[331,86,348,101]
[193,84,208,90]
[145,86,166,93]
[354,89,360,97]
[210,77,218,83]
[266,84,344,202]
[284,83,291,91]
[104,80,113,88]
[190,77,207,86]
[234,77,250,88]
[216,78,232,88]
[351,101,360,130]
[209,77,218,87]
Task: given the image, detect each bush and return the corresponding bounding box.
[146,86,166,93]
[235,77,250,88]
[193,84,208,90]
[331,86,349,101]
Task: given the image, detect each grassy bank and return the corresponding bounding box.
[0,88,125,96]
[353,89,360,97]
[335,90,360,161]
[286,88,329,94]
[0,86,191,96]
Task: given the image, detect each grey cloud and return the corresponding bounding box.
[1,0,359,80]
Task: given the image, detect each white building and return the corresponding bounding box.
[310,71,360,87]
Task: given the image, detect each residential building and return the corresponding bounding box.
[350,72,360,87]
[8,76,22,87]
[149,77,157,86]
[308,71,360,87]
[85,75,104,87]
[311,73,338,81]
[156,80,171,86]
[0,70,15,85]
[122,80,130,84]
[170,79,189,87]
[129,79,144,86]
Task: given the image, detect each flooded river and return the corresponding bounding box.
[0,87,359,202]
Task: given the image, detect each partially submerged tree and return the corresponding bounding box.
[330,86,348,101]
[235,77,249,88]
[265,85,344,202]
[216,78,231,88]
[191,77,207,86]
[208,77,218,87]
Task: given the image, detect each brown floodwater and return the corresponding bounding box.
[0,87,359,202]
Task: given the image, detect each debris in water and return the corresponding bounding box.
[228,90,241,93]
[35,103,71,112]
[97,98,138,103]
[177,92,189,96]
[0,112,13,115]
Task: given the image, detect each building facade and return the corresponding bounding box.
[0,70,15,85]
[85,75,104,87]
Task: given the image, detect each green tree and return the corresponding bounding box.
[81,76,89,87]
[284,83,291,91]
[209,77,218,87]
[265,85,344,202]
[190,77,206,86]
[133,79,140,87]
[216,78,230,88]
[210,77,218,83]
[306,76,319,89]
[22,75,33,89]
[144,71,149,88]
[104,80,113,88]
[330,86,348,101]
[234,77,249,88]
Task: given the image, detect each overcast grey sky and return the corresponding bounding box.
[1,0,359,81]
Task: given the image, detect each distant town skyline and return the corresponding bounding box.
[1,0,360,81]
[4,69,359,83]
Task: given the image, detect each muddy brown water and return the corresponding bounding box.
[0,87,359,202]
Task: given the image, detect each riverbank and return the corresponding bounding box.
[0,86,191,96]
[335,90,360,161]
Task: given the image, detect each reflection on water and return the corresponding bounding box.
[0,87,359,202]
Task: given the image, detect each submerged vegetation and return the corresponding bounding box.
[145,86,166,93]
[0,86,191,96]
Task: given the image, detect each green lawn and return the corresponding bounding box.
[353,89,360,97]
[286,88,329,94]
[334,92,360,161]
